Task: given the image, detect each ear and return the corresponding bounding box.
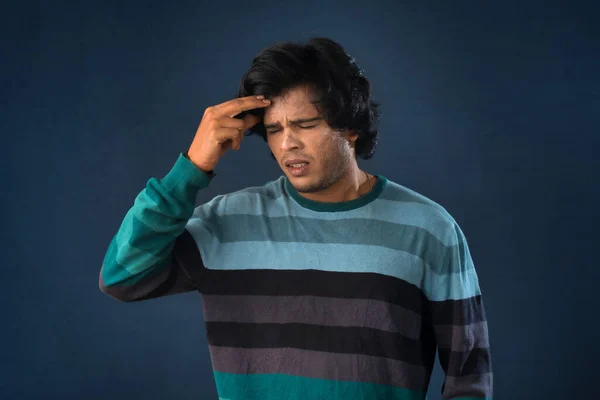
[346,130,359,144]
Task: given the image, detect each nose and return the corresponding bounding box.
[280,129,301,152]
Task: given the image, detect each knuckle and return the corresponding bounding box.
[204,106,214,115]
[205,119,218,132]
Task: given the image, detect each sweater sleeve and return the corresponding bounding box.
[428,220,493,399]
[99,152,215,302]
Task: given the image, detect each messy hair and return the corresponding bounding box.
[236,37,381,159]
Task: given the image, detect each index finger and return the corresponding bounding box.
[214,95,271,117]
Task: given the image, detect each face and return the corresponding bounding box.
[263,85,358,194]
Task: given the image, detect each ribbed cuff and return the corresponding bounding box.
[159,152,215,195]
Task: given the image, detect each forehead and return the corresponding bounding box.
[263,86,319,123]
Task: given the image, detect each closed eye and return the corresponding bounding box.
[266,125,318,135]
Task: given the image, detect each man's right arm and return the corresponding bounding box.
[99,152,214,302]
[99,95,271,302]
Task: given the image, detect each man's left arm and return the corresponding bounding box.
[427,220,493,399]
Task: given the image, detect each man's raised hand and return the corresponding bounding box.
[187,95,271,172]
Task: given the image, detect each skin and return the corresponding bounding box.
[187,95,270,172]
[263,85,377,203]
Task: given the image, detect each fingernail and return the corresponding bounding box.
[256,95,264,99]
[263,99,271,103]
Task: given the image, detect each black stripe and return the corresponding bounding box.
[199,268,426,315]
[133,229,204,301]
[429,295,488,325]
[205,321,434,367]
[173,228,207,287]
[437,347,492,377]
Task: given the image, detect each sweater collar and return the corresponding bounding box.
[284,175,388,212]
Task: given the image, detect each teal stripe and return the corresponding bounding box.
[112,197,182,276]
[101,153,212,287]
[200,178,456,245]
[202,241,480,301]
[378,180,453,213]
[213,371,425,400]
[194,214,465,275]
[101,235,171,286]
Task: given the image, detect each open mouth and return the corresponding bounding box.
[285,160,310,176]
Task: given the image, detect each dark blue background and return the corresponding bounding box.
[3,1,598,398]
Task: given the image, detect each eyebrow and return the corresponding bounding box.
[264,117,322,130]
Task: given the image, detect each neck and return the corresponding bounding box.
[298,165,373,203]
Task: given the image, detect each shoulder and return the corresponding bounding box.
[191,176,286,220]
[378,178,476,293]
[376,177,459,244]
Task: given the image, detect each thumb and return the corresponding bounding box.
[243,113,262,131]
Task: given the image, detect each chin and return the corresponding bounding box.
[292,182,315,194]
[289,175,331,194]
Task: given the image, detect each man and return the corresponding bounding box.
[100,37,492,399]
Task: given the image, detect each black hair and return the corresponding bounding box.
[236,37,381,160]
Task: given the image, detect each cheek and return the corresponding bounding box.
[321,135,347,155]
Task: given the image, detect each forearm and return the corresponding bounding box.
[432,294,493,399]
[99,153,213,301]
[428,221,493,399]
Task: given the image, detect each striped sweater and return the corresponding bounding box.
[99,152,493,400]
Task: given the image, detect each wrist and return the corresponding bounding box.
[184,152,215,175]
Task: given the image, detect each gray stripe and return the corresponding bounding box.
[209,346,429,390]
[443,373,493,398]
[202,295,422,339]
[434,321,490,351]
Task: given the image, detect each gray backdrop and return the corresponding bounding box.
[3,1,598,399]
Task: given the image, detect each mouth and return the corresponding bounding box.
[284,159,311,177]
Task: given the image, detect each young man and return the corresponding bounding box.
[100,37,493,399]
